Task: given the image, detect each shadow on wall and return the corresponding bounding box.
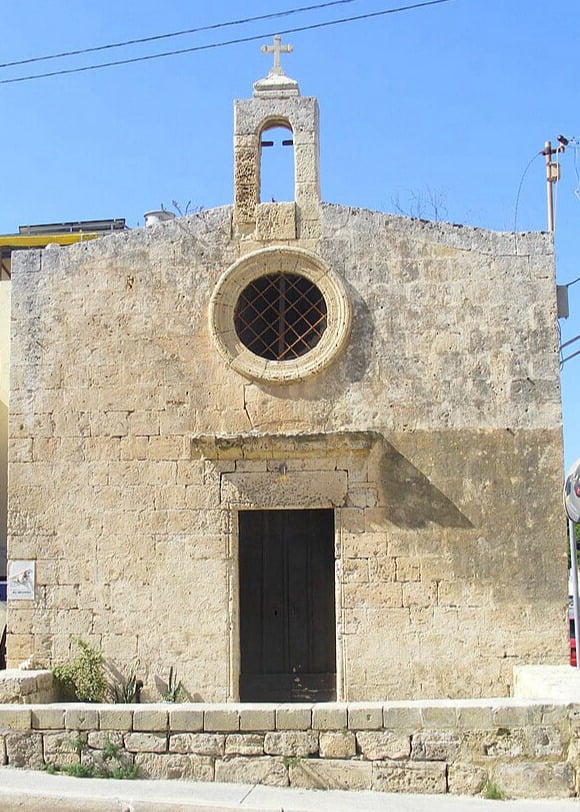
[380,440,473,529]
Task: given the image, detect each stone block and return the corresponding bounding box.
[493,762,574,799]
[204,708,239,732]
[342,557,369,582]
[81,743,134,775]
[9,438,33,464]
[372,761,447,794]
[492,700,531,727]
[463,728,523,759]
[383,704,422,731]
[225,733,265,755]
[256,202,296,241]
[0,737,6,765]
[64,707,99,731]
[221,471,348,510]
[568,703,580,725]
[98,707,133,731]
[319,731,356,758]
[148,436,185,460]
[290,759,372,791]
[396,557,421,582]
[43,731,82,768]
[447,763,488,795]
[5,732,44,769]
[215,756,288,787]
[32,672,55,696]
[132,707,168,732]
[526,726,564,758]
[411,730,460,761]
[541,704,568,726]
[0,671,48,704]
[0,708,32,731]
[135,752,214,781]
[420,705,457,728]
[456,704,494,729]
[357,730,410,761]
[294,143,319,184]
[276,706,312,730]
[169,732,224,756]
[312,704,347,730]
[31,707,65,730]
[124,732,167,753]
[264,731,319,757]
[239,707,276,731]
[348,704,383,730]
[87,731,123,750]
[168,707,204,732]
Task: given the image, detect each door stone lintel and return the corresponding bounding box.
[189,430,380,461]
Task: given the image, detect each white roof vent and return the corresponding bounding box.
[144,210,175,227]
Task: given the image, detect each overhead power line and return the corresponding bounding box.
[0,0,453,86]
[0,0,359,69]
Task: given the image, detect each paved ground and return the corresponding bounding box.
[0,769,579,811]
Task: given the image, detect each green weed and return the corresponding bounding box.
[162,666,183,702]
[482,779,506,800]
[53,638,108,703]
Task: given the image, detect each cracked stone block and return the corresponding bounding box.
[372,761,447,794]
[215,756,288,786]
[290,759,372,791]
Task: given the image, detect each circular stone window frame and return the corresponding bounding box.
[209,246,352,383]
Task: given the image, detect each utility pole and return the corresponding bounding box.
[543,141,559,233]
[543,136,568,233]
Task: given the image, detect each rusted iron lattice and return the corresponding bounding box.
[234,273,327,360]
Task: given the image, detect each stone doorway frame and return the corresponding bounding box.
[190,430,380,702]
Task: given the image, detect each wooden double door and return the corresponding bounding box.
[239,509,336,702]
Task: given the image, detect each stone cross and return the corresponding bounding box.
[261,35,293,76]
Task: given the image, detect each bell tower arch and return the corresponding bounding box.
[233,36,321,244]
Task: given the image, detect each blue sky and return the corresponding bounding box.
[1,0,579,472]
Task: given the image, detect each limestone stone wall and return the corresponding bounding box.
[6,203,566,700]
[0,280,10,578]
[0,699,578,798]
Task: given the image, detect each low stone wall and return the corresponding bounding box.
[0,699,578,798]
[0,670,55,704]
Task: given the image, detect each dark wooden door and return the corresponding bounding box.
[239,509,336,702]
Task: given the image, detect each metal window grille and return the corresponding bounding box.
[234,273,327,361]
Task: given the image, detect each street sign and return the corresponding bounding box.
[564,459,580,523]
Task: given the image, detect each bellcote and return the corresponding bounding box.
[233,37,321,244]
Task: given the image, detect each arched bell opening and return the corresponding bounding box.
[259,121,295,203]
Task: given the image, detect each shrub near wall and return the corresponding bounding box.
[0,699,578,799]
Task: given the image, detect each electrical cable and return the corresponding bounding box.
[562,346,580,366]
[0,0,453,86]
[572,144,580,200]
[0,0,359,69]
[561,334,580,351]
[513,151,541,232]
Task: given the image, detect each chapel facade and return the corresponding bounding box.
[6,43,566,700]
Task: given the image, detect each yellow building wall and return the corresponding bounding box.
[0,280,9,578]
